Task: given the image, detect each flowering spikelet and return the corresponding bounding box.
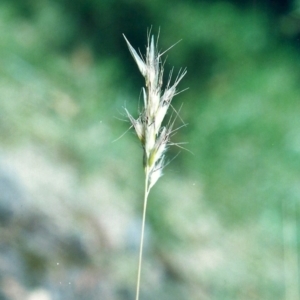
[123,33,186,191]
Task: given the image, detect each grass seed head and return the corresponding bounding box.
[124,33,186,190]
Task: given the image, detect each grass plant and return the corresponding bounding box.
[123,32,186,300]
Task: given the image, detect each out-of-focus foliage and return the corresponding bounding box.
[1,0,300,300]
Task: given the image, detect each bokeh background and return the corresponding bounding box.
[1,0,300,299]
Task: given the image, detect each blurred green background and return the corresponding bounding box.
[0,0,300,299]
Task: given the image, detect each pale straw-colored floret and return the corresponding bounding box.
[123,33,186,191]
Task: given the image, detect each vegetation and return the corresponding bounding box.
[0,0,299,299]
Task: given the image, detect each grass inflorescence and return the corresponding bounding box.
[123,31,186,300]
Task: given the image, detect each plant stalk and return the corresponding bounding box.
[135,168,149,300]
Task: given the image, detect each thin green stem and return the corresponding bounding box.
[135,168,150,300]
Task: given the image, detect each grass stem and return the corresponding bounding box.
[135,169,149,300]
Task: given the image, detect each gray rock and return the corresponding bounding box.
[0,164,25,226]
